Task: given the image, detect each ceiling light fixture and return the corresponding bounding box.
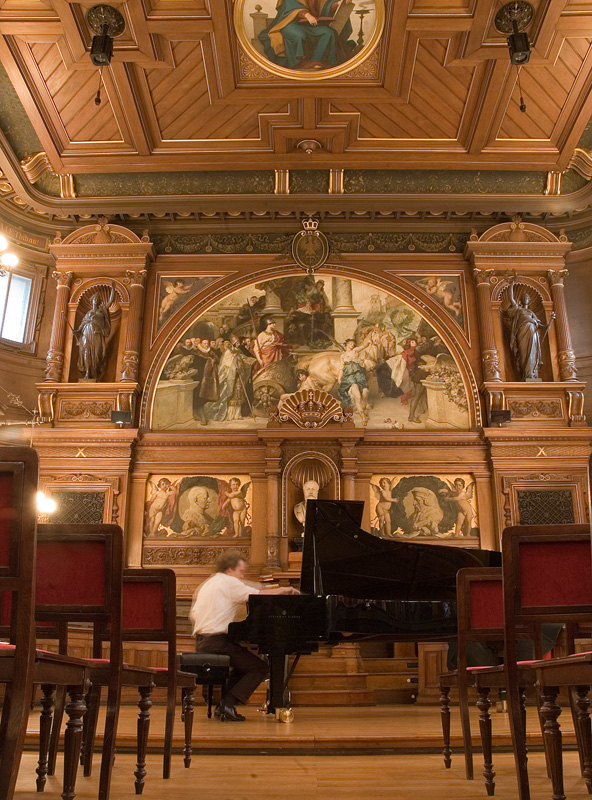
[0,234,19,277]
[495,1,533,113]
[86,5,126,104]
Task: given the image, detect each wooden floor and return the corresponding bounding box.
[14,703,591,799]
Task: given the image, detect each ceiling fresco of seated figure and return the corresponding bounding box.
[151,274,470,430]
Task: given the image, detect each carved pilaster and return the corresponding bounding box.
[547,269,578,381]
[473,268,501,382]
[121,269,147,382]
[265,444,282,569]
[341,444,357,500]
[45,271,73,382]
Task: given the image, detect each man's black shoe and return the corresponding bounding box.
[220,706,245,722]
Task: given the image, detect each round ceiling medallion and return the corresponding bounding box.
[234,0,385,82]
[86,5,126,38]
[494,1,534,34]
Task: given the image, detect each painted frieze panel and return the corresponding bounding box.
[369,474,479,540]
[151,274,470,430]
[406,275,464,327]
[144,474,252,540]
[155,275,217,331]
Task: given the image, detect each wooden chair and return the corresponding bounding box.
[500,523,592,800]
[438,567,504,780]
[0,445,90,800]
[95,568,197,777]
[35,523,158,800]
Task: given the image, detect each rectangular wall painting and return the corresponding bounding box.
[369,474,479,540]
[144,474,252,540]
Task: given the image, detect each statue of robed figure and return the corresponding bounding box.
[502,280,555,381]
[72,283,117,381]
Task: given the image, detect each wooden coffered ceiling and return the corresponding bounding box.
[0,0,592,179]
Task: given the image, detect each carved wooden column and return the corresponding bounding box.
[265,444,282,569]
[45,271,73,382]
[473,268,501,382]
[121,269,147,382]
[547,269,578,381]
[341,444,357,500]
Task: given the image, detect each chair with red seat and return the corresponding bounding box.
[499,523,592,800]
[95,568,196,777]
[438,567,505,780]
[0,445,90,800]
[35,523,158,800]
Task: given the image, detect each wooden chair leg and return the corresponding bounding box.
[37,684,55,793]
[573,685,592,794]
[439,684,452,769]
[207,685,213,718]
[182,687,194,769]
[0,680,32,800]
[81,684,101,777]
[61,685,87,800]
[540,685,565,800]
[47,687,66,777]
[507,684,530,800]
[98,683,122,800]
[477,685,495,796]
[162,680,175,779]
[134,683,152,796]
[458,675,474,780]
[569,685,590,779]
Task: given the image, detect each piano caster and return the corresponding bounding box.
[275,707,294,724]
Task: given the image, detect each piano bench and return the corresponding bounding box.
[178,653,231,719]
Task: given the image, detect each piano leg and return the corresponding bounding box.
[267,653,288,715]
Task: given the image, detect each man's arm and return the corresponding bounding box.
[259,586,300,595]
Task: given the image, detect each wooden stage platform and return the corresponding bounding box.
[15,704,589,800]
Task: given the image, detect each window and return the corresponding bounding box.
[0,261,44,353]
[0,271,32,342]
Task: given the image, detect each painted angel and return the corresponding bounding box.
[145,477,179,537]
[159,279,192,320]
[438,478,475,536]
[417,277,462,317]
[370,477,399,537]
[219,478,251,537]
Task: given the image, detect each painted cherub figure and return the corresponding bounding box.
[438,477,475,536]
[221,477,251,537]
[159,279,192,320]
[146,477,178,537]
[371,477,399,537]
[418,277,462,317]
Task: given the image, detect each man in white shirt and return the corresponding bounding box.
[189,549,299,721]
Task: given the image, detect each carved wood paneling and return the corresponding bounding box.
[0,0,591,172]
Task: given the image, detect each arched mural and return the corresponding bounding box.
[151,273,470,430]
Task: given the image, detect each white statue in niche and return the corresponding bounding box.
[293,479,320,529]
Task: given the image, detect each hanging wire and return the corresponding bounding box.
[516,65,527,113]
[94,66,103,106]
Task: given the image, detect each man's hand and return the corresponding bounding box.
[303,12,318,24]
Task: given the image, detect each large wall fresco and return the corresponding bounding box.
[144,474,252,539]
[151,274,470,430]
[369,474,479,540]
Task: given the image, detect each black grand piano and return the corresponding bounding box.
[227,500,502,713]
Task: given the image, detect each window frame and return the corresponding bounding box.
[0,260,45,354]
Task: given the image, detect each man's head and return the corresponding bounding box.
[215,549,247,578]
[303,479,320,501]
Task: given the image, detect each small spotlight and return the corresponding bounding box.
[90,26,113,66]
[508,23,531,65]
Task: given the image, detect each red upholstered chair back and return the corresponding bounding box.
[0,446,38,656]
[35,523,124,663]
[456,567,509,672]
[97,568,177,673]
[502,524,592,671]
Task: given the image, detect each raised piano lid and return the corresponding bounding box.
[300,499,502,601]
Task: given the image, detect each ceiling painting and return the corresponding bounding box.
[151,273,471,431]
[234,0,385,80]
